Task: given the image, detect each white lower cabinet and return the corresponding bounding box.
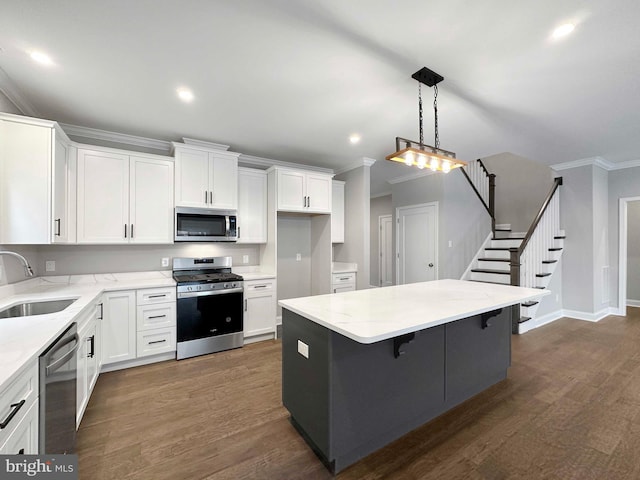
[136,287,176,358]
[332,272,357,293]
[77,301,101,426]
[0,361,38,454]
[102,290,137,365]
[244,279,277,342]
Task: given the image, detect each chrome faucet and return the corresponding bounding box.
[0,251,35,277]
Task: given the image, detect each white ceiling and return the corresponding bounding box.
[1,0,639,196]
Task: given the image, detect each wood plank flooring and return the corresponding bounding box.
[78,308,640,479]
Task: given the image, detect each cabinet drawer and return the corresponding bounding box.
[0,400,38,455]
[332,273,356,285]
[137,287,176,305]
[136,327,176,357]
[244,280,275,296]
[137,303,176,331]
[0,362,38,448]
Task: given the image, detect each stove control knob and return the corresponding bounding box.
[187,286,193,292]
[224,283,230,288]
[231,283,237,288]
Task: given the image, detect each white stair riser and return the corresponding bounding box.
[477,260,511,270]
[484,249,510,260]
[521,303,540,318]
[490,238,523,248]
[470,272,510,284]
[548,249,563,261]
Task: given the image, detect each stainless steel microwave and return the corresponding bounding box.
[175,207,238,242]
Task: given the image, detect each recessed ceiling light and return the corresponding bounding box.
[349,134,361,144]
[552,23,575,39]
[177,87,194,102]
[30,50,53,66]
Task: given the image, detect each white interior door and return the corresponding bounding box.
[379,215,393,286]
[397,203,438,284]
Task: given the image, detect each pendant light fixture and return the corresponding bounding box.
[386,67,467,173]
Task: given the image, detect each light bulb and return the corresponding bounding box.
[442,160,451,173]
[417,155,426,169]
[430,157,438,171]
[404,151,414,166]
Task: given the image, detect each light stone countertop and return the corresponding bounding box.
[0,271,175,392]
[279,279,549,344]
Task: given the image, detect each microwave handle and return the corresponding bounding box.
[226,215,230,237]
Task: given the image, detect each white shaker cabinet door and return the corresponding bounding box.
[77,149,130,243]
[210,153,238,209]
[174,149,210,208]
[129,156,174,243]
[237,168,267,243]
[305,173,332,213]
[102,290,136,365]
[277,170,306,211]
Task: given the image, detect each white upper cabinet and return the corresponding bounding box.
[331,180,345,243]
[272,167,332,214]
[77,148,174,244]
[0,113,75,244]
[174,145,238,210]
[237,168,267,243]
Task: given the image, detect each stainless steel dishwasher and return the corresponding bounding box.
[39,323,78,454]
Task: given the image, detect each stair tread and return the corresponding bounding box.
[469,279,511,285]
[534,286,546,289]
[518,316,531,324]
[549,247,563,251]
[522,301,539,307]
[478,258,510,262]
[542,260,558,264]
[471,268,511,275]
[485,247,512,251]
[554,235,566,239]
[536,273,552,277]
[494,228,512,232]
[492,237,524,240]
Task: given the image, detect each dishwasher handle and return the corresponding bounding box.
[45,334,80,376]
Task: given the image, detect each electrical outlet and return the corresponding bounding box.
[297,340,309,359]
[161,257,169,267]
[242,255,249,264]
[296,253,302,261]
[45,260,56,272]
[448,240,453,248]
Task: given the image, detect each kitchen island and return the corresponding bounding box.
[279,279,548,473]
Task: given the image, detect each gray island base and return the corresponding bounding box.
[282,307,511,473]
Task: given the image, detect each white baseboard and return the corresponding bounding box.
[627,299,640,307]
[561,307,621,322]
[518,310,563,334]
[100,351,176,372]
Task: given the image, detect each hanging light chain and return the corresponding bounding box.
[418,83,424,146]
[433,84,439,149]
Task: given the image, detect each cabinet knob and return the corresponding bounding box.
[428,263,434,268]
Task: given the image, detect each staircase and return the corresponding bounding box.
[461,161,564,334]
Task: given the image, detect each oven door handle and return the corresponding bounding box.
[177,287,244,299]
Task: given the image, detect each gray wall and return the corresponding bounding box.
[482,152,554,233]
[369,195,392,286]
[559,165,594,313]
[628,201,640,303]
[592,166,609,312]
[607,166,640,309]
[390,169,491,284]
[0,90,22,115]
[0,243,260,285]
[277,215,312,302]
[334,165,371,290]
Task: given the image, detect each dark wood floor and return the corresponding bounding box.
[78,308,640,479]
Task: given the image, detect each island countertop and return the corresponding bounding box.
[279,279,549,344]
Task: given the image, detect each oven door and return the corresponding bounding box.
[177,290,244,342]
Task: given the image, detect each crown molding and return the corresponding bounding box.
[387,169,436,184]
[334,157,377,176]
[552,156,640,172]
[0,67,39,116]
[180,137,230,151]
[371,190,392,199]
[240,154,334,174]
[61,123,172,152]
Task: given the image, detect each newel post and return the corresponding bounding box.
[510,247,521,333]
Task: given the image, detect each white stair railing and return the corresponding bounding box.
[463,159,490,208]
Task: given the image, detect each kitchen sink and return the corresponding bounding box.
[0,299,77,319]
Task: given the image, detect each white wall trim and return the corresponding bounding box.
[627,300,640,307]
[618,196,640,317]
[551,156,640,172]
[371,191,392,199]
[62,123,172,152]
[518,310,563,334]
[181,137,230,151]
[0,67,39,116]
[334,157,377,175]
[561,307,621,322]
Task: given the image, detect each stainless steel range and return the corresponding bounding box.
[173,257,244,360]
